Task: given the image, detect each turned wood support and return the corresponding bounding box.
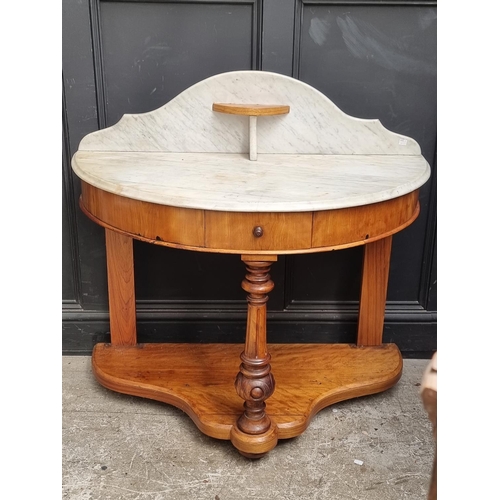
[212,103,290,161]
[236,259,275,434]
[230,255,278,457]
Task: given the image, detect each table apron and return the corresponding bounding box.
[80,182,420,254]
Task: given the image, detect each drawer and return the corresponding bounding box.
[312,191,419,248]
[81,182,205,247]
[205,211,312,252]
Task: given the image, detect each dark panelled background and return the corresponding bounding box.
[62,0,437,357]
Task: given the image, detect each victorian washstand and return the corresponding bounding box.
[71,71,430,458]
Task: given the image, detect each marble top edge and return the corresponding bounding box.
[75,150,425,158]
[72,153,430,213]
[74,179,430,213]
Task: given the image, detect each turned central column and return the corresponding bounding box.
[230,255,278,458]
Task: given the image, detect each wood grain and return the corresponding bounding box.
[82,182,419,254]
[230,259,279,455]
[212,103,290,116]
[205,211,312,251]
[92,343,403,441]
[105,229,137,345]
[82,181,204,247]
[312,191,419,248]
[357,236,393,346]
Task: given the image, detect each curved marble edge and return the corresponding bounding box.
[77,71,422,156]
[72,152,430,212]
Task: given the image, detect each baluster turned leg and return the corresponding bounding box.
[230,255,278,458]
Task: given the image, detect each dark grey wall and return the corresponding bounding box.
[62,0,437,357]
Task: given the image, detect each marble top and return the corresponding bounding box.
[72,71,430,212]
[72,152,430,212]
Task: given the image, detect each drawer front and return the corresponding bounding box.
[312,191,420,248]
[81,182,205,247]
[205,211,312,252]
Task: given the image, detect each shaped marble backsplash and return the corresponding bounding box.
[78,71,421,156]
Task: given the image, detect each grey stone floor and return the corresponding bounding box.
[62,356,434,500]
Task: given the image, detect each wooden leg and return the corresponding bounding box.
[105,229,137,346]
[357,236,392,346]
[230,255,278,458]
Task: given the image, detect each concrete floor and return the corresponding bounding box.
[62,356,434,500]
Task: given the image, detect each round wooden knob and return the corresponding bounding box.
[253,226,264,238]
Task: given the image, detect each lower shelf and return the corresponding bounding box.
[92,342,402,441]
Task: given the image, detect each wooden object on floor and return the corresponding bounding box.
[71,71,431,457]
[421,352,437,500]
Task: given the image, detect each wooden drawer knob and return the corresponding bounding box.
[253,226,264,238]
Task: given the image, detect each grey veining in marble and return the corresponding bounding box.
[72,71,430,212]
[77,71,421,156]
[72,152,430,212]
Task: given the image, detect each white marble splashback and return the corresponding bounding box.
[72,152,430,212]
[78,71,421,156]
